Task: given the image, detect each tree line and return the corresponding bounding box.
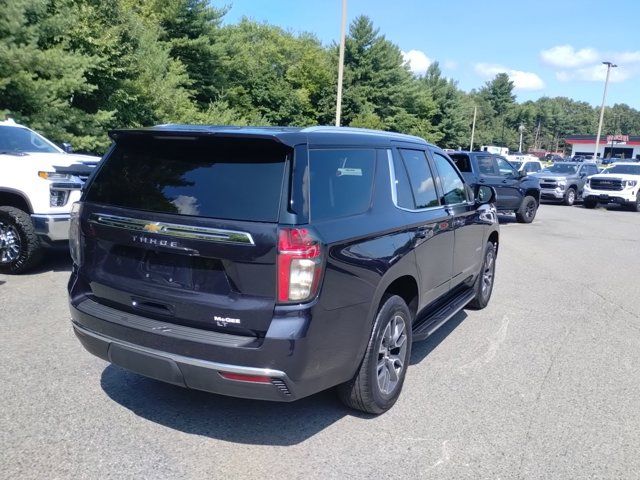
[2,0,640,154]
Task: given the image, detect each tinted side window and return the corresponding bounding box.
[391,153,415,209]
[308,149,375,221]
[477,155,498,175]
[432,153,468,205]
[398,149,439,209]
[450,153,472,172]
[496,157,517,177]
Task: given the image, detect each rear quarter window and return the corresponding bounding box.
[308,149,376,221]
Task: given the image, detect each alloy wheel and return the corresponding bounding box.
[525,200,536,219]
[0,221,21,264]
[481,247,495,298]
[377,314,408,396]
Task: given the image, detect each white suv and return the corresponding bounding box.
[583,162,640,212]
[0,119,100,273]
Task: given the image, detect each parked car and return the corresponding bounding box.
[448,151,540,223]
[68,125,500,415]
[0,119,100,273]
[531,161,599,206]
[504,156,544,174]
[583,162,640,211]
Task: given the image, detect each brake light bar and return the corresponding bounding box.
[277,228,323,303]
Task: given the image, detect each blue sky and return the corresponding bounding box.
[222,0,640,108]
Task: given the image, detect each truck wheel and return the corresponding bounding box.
[563,187,576,206]
[630,193,640,212]
[337,295,412,414]
[0,207,44,274]
[467,241,497,310]
[583,199,597,209]
[515,196,538,223]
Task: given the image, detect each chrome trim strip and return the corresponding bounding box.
[89,213,255,245]
[73,323,286,378]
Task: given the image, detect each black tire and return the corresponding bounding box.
[0,206,43,274]
[515,196,538,223]
[563,187,576,206]
[629,193,640,212]
[467,241,497,310]
[583,199,598,209]
[337,295,412,414]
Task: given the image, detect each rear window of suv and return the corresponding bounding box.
[85,136,289,222]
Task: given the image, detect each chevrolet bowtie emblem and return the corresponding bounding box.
[143,223,163,233]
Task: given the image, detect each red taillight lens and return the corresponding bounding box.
[277,228,323,303]
[218,372,272,383]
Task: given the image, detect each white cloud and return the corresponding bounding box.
[611,51,640,64]
[402,50,431,76]
[474,63,545,90]
[443,59,458,70]
[541,45,640,84]
[540,45,598,68]
[556,64,632,83]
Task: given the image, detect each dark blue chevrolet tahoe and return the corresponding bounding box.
[68,126,500,414]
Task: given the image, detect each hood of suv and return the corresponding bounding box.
[531,172,576,182]
[0,151,100,171]
[589,173,639,182]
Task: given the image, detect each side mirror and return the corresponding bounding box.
[519,170,528,178]
[61,142,73,153]
[475,185,497,205]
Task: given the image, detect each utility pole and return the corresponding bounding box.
[469,105,477,151]
[518,124,525,153]
[335,0,347,127]
[594,61,617,160]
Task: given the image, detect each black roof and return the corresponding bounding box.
[109,125,432,148]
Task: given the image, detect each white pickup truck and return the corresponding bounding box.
[583,162,640,212]
[0,119,100,273]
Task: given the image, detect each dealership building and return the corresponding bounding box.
[565,134,640,160]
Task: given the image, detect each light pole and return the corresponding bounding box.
[594,61,617,160]
[469,105,477,151]
[518,124,525,153]
[335,0,347,127]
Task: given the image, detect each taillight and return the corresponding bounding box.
[277,227,323,303]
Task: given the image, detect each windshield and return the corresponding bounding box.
[604,164,640,175]
[509,161,522,169]
[543,163,578,174]
[0,125,61,154]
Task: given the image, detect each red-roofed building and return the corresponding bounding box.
[565,134,640,160]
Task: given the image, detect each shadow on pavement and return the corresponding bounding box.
[410,310,467,365]
[100,311,468,443]
[496,213,517,225]
[27,247,72,274]
[101,364,368,445]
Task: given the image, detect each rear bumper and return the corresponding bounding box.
[73,322,295,401]
[69,294,370,402]
[32,214,70,241]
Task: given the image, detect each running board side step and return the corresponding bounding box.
[411,288,476,342]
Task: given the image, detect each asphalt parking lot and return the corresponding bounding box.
[2,204,639,479]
